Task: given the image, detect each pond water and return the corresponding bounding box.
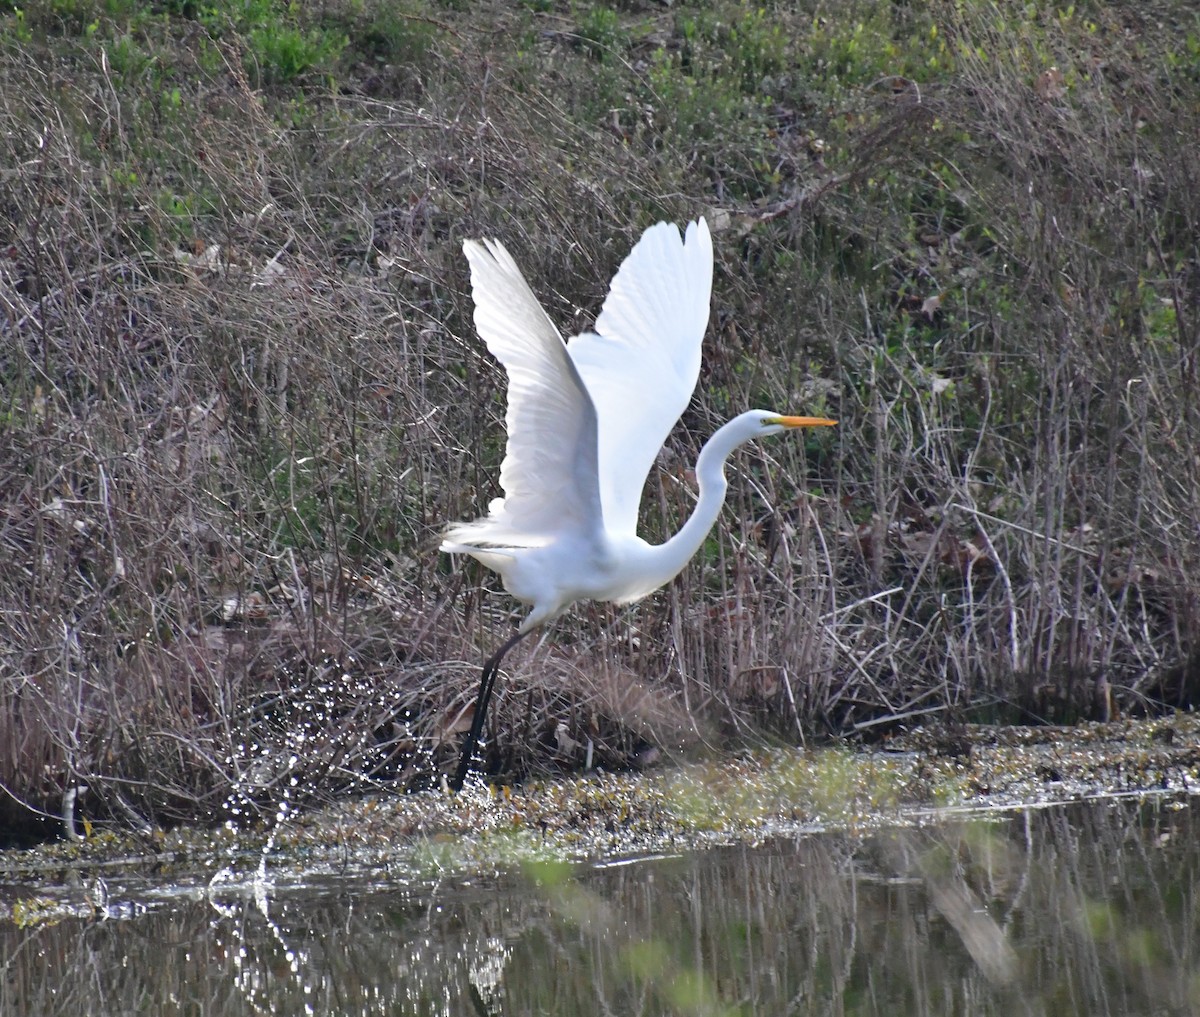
[2,794,1197,1016]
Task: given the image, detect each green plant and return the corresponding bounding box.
[728,4,787,92]
[577,6,622,62]
[246,23,346,83]
[5,6,34,43]
[347,3,436,65]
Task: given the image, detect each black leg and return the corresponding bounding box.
[451,628,531,792]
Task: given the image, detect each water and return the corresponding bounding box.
[2,794,1197,1016]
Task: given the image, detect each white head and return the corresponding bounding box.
[738,408,838,437]
[695,409,837,474]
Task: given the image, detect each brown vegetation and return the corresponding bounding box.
[1,0,1199,840]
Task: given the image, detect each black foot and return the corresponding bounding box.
[450,629,530,793]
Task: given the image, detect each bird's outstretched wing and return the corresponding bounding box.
[443,237,602,548]
[566,218,712,537]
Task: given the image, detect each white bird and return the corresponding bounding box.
[443,218,836,791]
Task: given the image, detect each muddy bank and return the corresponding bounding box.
[2,715,1196,908]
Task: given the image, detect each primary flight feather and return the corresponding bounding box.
[443,217,835,790]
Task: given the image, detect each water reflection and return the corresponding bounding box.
[2,795,1197,1016]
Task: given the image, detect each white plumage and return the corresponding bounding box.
[443,218,835,789]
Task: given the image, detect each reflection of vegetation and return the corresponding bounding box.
[4,798,1198,1014]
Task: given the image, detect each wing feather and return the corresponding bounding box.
[442,237,601,548]
[566,218,713,536]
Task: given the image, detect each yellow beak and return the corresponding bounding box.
[772,415,838,428]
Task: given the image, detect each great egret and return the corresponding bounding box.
[443,217,836,791]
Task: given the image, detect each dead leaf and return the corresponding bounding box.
[1035,66,1066,101]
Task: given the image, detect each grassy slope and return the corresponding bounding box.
[2,0,1199,836]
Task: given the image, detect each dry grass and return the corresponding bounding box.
[1,0,1199,838]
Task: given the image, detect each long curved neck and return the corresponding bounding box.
[649,413,760,585]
